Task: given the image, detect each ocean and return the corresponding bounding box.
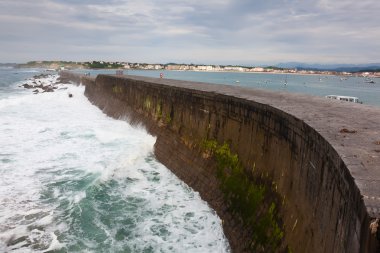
[75,69,380,107]
[0,68,229,252]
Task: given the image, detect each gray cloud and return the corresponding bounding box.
[0,0,379,64]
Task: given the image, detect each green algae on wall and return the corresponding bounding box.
[156,101,162,120]
[112,86,123,93]
[202,140,284,252]
[144,97,152,110]
[165,114,172,124]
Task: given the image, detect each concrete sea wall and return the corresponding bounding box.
[61,71,380,252]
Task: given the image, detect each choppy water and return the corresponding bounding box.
[0,68,229,252]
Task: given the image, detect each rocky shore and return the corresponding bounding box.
[20,74,72,95]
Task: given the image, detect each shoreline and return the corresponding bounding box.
[66,68,380,79]
[162,69,357,77]
[12,63,380,79]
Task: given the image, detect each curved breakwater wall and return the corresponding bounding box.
[60,71,380,253]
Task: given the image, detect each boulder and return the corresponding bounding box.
[22,83,34,89]
[42,86,54,92]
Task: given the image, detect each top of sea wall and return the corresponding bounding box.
[94,73,380,218]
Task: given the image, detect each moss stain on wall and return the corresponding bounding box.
[202,139,284,252]
[156,100,162,120]
[112,86,123,93]
[144,96,152,110]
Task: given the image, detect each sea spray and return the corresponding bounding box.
[0,71,230,252]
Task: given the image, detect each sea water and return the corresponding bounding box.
[0,68,230,252]
[75,69,380,107]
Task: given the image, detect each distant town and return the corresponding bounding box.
[13,61,380,78]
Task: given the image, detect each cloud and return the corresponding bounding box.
[0,0,379,64]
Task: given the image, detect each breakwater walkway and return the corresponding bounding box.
[60,71,380,253]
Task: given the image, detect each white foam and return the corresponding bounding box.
[0,74,230,252]
[73,191,87,204]
[43,232,64,252]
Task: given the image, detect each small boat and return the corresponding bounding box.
[325,95,362,104]
[364,77,376,83]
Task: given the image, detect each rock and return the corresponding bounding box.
[22,83,34,89]
[68,93,73,98]
[42,86,54,92]
[33,74,49,79]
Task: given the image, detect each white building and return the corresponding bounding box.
[251,67,264,72]
[223,66,245,72]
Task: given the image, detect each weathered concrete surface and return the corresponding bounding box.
[57,71,84,84]
[60,71,380,252]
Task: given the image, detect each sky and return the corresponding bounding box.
[0,0,379,65]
